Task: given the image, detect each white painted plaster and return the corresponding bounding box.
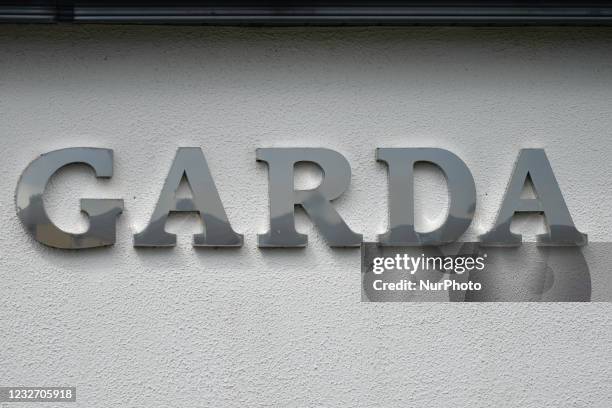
[1,26,611,407]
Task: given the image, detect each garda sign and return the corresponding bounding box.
[15,147,586,250]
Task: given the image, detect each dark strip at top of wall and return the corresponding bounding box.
[2,1,612,25]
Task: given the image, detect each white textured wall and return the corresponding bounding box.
[1,26,611,407]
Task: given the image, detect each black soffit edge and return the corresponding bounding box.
[2,1,612,25]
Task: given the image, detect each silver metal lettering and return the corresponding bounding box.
[480,148,587,246]
[257,148,362,247]
[15,148,123,249]
[377,148,476,246]
[134,147,243,247]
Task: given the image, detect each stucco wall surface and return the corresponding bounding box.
[1,26,611,407]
